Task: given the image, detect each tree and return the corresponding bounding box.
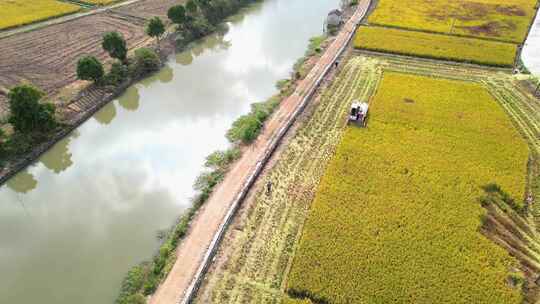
[102,31,128,64]
[145,17,165,49]
[186,0,198,15]
[104,61,128,86]
[203,0,235,24]
[124,294,146,304]
[76,56,104,83]
[8,85,56,134]
[195,0,217,23]
[168,5,187,26]
[0,128,6,161]
[188,16,215,39]
[133,48,161,75]
[195,0,211,10]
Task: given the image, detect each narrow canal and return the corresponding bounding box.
[0,0,339,303]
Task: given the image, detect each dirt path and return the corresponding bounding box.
[149,2,371,303]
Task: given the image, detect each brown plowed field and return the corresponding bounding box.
[0,13,145,94]
[115,0,182,20]
[0,0,182,118]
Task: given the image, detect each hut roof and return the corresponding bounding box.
[328,9,343,17]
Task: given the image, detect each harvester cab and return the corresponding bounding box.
[349,101,369,127]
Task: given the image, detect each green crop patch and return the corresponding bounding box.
[287,72,529,303]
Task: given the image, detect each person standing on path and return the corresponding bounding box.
[266,181,273,196]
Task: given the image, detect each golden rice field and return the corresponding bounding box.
[354,26,518,67]
[0,0,81,30]
[286,72,529,303]
[368,0,537,43]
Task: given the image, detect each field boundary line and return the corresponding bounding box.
[177,2,372,303]
[354,50,511,72]
[365,23,524,45]
[0,0,146,40]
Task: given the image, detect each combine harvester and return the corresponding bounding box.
[349,101,369,126]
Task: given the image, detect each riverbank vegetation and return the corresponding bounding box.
[168,0,262,48]
[0,29,161,170]
[293,35,326,79]
[286,72,528,303]
[225,35,328,144]
[0,0,81,30]
[354,26,517,66]
[114,142,242,303]
[0,85,60,168]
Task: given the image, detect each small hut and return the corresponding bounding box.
[327,9,344,27]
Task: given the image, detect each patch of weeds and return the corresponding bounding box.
[479,183,524,213]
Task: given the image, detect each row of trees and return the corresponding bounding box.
[168,0,257,41]
[1,16,167,164]
[76,0,259,85]
[77,17,165,84]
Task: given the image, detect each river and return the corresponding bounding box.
[522,10,540,75]
[0,0,339,303]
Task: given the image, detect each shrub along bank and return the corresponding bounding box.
[0,85,60,168]
[168,0,262,48]
[225,36,323,144]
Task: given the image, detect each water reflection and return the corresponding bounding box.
[176,29,231,66]
[5,131,79,194]
[40,131,79,174]
[157,65,174,84]
[94,102,117,125]
[118,86,141,111]
[176,51,193,66]
[227,0,264,24]
[6,169,37,194]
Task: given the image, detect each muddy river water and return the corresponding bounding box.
[0,0,339,303]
